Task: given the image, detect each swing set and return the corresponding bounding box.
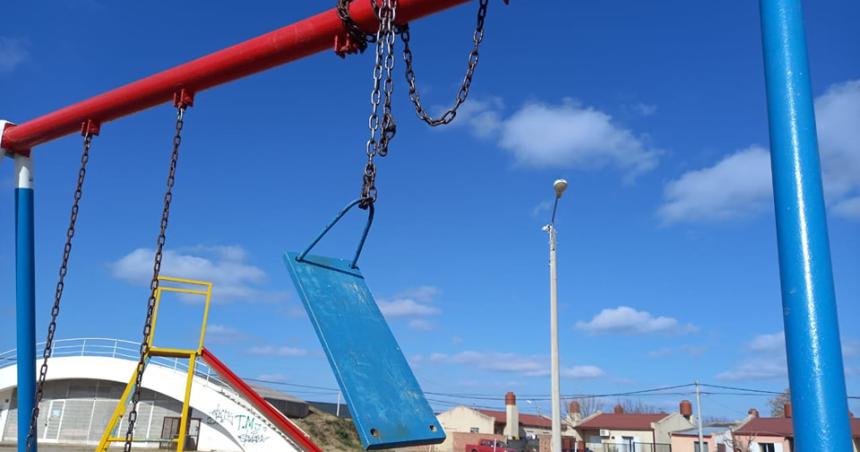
[0,0,854,451]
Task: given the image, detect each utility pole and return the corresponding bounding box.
[544,179,568,452]
[695,381,705,452]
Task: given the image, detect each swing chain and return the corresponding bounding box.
[24,129,96,452]
[123,104,187,452]
[337,0,378,54]
[360,0,397,209]
[400,0,489,126]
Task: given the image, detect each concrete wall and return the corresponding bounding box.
[733,434,791,452]
[435,407,496,452]
[653,413,696,444]
[670,434,716,452]
[0,356,304,451]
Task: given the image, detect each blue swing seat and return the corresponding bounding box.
[284,251,445,450]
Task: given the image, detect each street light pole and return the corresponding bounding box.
[544,179,568,452]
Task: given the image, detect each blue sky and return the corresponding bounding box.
[1,0,858,420]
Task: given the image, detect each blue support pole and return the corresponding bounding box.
[14,152,37,452]
[759,0,852,450]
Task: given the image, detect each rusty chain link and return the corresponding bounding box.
[123,105,187,451]
[337,0,378,53]
[24,130,95,452]
[401,0,489,126]
[359,0,397,208]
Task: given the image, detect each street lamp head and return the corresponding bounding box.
[553,179,568,198]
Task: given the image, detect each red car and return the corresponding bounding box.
[465,439,517,452]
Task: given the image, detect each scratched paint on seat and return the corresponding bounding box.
[283,252,445,450]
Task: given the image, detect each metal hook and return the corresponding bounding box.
[297,198,375,269]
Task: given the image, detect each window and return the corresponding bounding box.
[470,427,480,433]
[694,441,709,452]
[758,443,776,452]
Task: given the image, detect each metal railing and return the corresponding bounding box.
[583,443,672,452]
[0,337,229,388]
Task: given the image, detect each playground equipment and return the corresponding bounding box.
[96,276,213,452]
[0,0,854,451]
[285,200,445,449]
[94,276,320,452]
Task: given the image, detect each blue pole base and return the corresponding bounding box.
[15,187,36,452]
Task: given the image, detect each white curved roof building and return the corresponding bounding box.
[0,338,317,451]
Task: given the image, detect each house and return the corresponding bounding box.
[669,423,736,452]
[732,405,860,452]
[573,400,697,451]
[434,392,576,452]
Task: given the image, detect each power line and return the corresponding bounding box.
[240,377,860,404]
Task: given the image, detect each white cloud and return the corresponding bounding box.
[377,286,441,318]
[378,299,440,317]
[206,324,245,345]
[408,319,436,331]
[531,200,553,218]
[457,98,660,179]
[0,37,29,73]
[632,103,658,117]
[659,146,772,224]
[247,345,308,357]
[453,97,505,139]
[816,80,860,204]
[648,344,708,358]
[110,245,286,303]
[747,332,785,353]
[833,196,860,219]
[575,306,698,335]
[561,365,605,379]
[718,332,859,381]
[394,286,440,303]
[428,351,603,379]
[717,358,786,381]
[660,79,860,224]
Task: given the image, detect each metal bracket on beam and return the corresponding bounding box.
[334,32,364,58]
[1,120,13,162]
[173,89,195,109]
[80,119,101,136]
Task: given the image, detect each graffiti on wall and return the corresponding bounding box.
[208,405,270,444]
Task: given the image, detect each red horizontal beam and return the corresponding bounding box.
[1,0,469,152]
[200,347,323,452]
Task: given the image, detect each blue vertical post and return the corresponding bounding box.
[759,0,852,450]
[14,151,37,452]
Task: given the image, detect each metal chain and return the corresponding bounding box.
[401,0,489,126]
[337,0,377,53]
[360,0,398,208]
[24,131,95,452]
[123,105,187,451]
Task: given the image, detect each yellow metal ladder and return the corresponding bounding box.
[96,276,213,452]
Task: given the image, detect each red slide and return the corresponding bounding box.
[200,348,323,452]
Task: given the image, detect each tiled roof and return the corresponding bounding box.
[735,417,860,438]
[576,413,668,430]
[477,409,553,429]
[733,418,793,436]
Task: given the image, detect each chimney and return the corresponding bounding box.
[680,400,693,419]
[849,411,854,418]
[748,408,759,418]
[568,401,582,423]
[503,392,519,439]
[783,403,792,418]
[613,404,624,414]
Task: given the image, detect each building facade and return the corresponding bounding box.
[0,338,313,451]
